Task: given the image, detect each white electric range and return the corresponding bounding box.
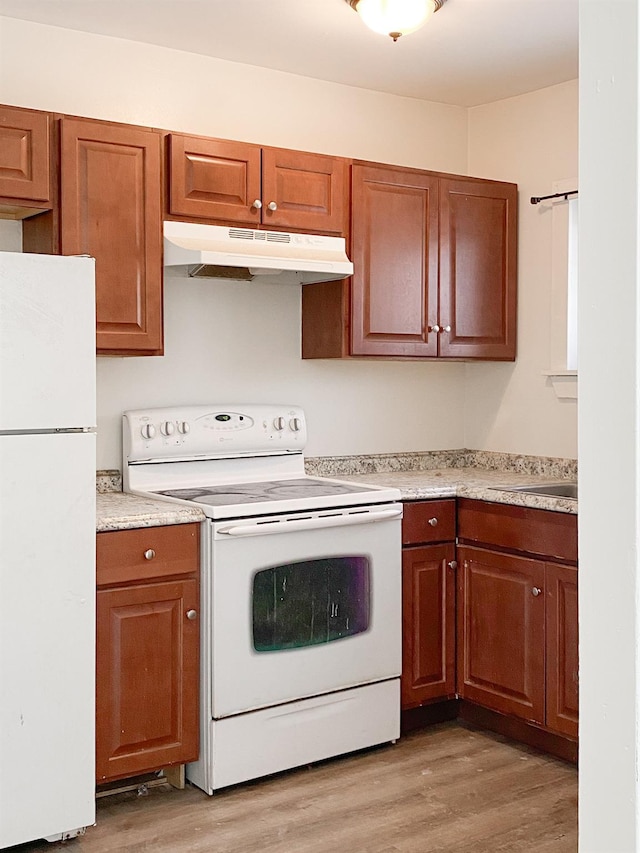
[123,404,402,793]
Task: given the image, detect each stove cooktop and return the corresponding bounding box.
[123,405,402,519]
[153,477,375,507]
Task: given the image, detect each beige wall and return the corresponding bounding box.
[0,17,468,168]
[0,18,579,469]
[466,80,579,458]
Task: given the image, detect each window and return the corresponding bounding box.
[566,196,578,371]
[547,179,578,399]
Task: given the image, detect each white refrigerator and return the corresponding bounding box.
[0,251,96,846]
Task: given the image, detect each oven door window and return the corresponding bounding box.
[252,557,370,652]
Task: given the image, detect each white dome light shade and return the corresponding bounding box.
[355,0,436,39]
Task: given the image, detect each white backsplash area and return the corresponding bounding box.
[0,222,22,252]
[95,269,467,470]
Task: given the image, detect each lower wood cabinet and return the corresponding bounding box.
[545,562,579,737]
[401,498,578,745]
[96,523,200,783]
[456,545,546,724]
[456,499,578,740]
[401,500,456,709]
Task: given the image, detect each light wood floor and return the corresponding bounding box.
[10,723,577,853]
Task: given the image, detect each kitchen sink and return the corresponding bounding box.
[493,482,578,499]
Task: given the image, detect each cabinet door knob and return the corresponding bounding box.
[267,201,278,211]
[429,324,441,333]
[532,587,542,597]
[447,560,458,570]
[428,517,438,527]
[442,325,452,333]
[252,199,263,209]
[144,549,156,560]
[186,609,198,621]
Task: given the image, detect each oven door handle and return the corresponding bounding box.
[217,507,403,537]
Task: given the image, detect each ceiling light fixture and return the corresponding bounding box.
[346,0,447,42]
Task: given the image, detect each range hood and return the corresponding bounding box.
[163,221,353,284]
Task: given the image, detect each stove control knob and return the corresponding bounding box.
[161,421,175,436]
[141,423,156,439]
[289,417,302,432]
[177,421,190,435]
[273,417,285,431]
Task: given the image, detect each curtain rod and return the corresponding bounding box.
[530,190,578,205]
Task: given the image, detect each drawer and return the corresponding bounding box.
[402,500,456,546]
[97,523,200,587]
[457,499,577,564]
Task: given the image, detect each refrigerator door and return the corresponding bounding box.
[0,432,95,847]
[0,252,96,432]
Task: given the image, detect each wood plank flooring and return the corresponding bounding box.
[9,723,577,853]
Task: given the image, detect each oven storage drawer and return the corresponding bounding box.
[207,680,400,791]
[96,523,199,586]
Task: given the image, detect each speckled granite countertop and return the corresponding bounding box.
[96,492,205,533]
[340,469,577,515]
[96,451,577,530]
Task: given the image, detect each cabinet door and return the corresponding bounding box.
[168,134,262,225]
[457,545,545,724]
[96,578,199,782]
[0,106,51,205]
[60,118,163,354]
[546,562,578,738]
[402,543,456,709]
[261,148,347,234]
[439,179,517,360]
[351,164,439,357]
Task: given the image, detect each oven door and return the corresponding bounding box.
[208,503,402,718]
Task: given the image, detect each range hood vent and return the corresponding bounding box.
[163,221,353,285]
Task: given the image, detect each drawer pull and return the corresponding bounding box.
[428,517,438,527]
[532,587,542,597]
[186,609,198,621]
[144,549,156,560]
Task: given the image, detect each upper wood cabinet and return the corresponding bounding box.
[59,117,163,354]
[302,164,517,361]
[0,105,52,218]
[351,165,439,357]
[439,179,517,359]
[167,134,348,235]
[261,147,348,234]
